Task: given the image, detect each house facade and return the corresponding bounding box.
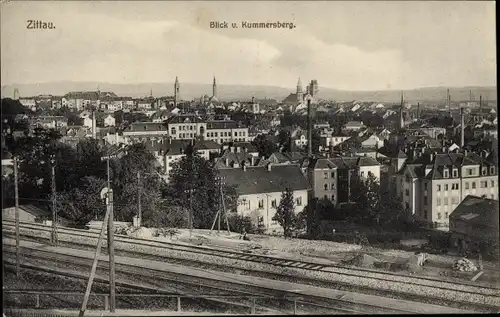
[218,164,310,233]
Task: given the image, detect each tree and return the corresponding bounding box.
[56,176,107,225]
[251,134,277,158]
[167,144,232,229]
[272,188,297,238]
[111,143,163,222]
[349,172,380,224]
[278,130,291,153]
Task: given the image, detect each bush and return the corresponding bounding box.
[223,214,256,234]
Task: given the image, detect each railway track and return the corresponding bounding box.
[4,220,500,311]
[3,244,397,315]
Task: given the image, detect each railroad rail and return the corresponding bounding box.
[3,244,409,315]
[3,220,500,311]
[4,220,498,290]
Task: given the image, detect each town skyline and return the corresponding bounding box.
[1,1,496,90]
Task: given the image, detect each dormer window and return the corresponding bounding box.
[443,169,449,178]
[490,167,495,174]
[482,167,487,176]
[452,169,458,178]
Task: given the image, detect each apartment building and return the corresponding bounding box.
[165,114,207,140]
[305,156,381,205]
[396,150,498,228]
[206,120,249,144]
[218,164,311,233]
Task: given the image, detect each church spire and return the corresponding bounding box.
[212,76,218,99]
[174,76,180,107]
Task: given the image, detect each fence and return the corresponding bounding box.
[3,291,303,315]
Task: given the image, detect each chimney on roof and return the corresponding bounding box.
[251,156,256,166]
[267,163,272,172]
[225,158,229,166]
[236,147,241,153]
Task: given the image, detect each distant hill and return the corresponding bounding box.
[1,82,496,103]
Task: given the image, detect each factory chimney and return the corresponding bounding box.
[479,95,482,112]
[460,108,465,148]
[307,98,312,157]
[447,89,451,117]
[417,102,420,122]
[92,108,97,139]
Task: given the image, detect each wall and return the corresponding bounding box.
[236,190,308,231]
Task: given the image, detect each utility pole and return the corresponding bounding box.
[137,170,142,228]
[106,158,116,312]
[51,157,58,246]
[13,156,20,277]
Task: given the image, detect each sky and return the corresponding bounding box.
[1,1,496,91]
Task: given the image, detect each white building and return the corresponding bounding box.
[219,164,311,233]
[104,115,116,127]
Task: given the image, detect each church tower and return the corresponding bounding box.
[212,76,218,99]
[296,77,303,102]
[174,77,180,107]
[399,91,405,131]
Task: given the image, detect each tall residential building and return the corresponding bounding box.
[396,150,498,228]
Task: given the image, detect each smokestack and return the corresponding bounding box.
[417,102,420,122]
[479,95,482,112]
[447,89,451,117]
[92,109,96,139]
[460,108,465,148]
[307,98,312,157]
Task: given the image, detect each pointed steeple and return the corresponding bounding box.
[296,77,303,93]
[212,76,218,99]
[399,91,405,130]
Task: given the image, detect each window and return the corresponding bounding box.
[331,195,335,201]
[257,216,264,227]
[271,200,277,208]
[490,167,495,174]
[437,213,442,220]
[324,172,328,179]
[436,198,441,206]
[171,128,176,134]
[482,168,487,176]
[271,219,278,225]
[485,181,488,188]
[443,170,449,178]
[491,180,495,187]
[324,184,328,190]
[424,197,428,205]
[423,209,428,219]
[296,197,302,206]
[215,132,218,137]
[424,183,428,190]
[258,199,264,209]
[437,185,441,191]
[468,168,473,176]
[405,189,409,196]
[331,183,335,190]
[331,172,335,178]
[444,184,449,191]
[405,202,410,210]
[472,182,476,189]
[465,182,469,190]
[453,169,458,177]
[324,195,328,200]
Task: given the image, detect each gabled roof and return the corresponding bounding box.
[165,114,205,124]
[206,120,240,130]
[218,164,311,195]
[124,122,167,132]
[449,195,499,231]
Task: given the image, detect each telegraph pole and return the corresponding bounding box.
[51,157,58,246]
[137,170,142,228]
[106,158,116,312]
[13,156,20,276]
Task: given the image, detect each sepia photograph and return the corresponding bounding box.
[1,1,498,316]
